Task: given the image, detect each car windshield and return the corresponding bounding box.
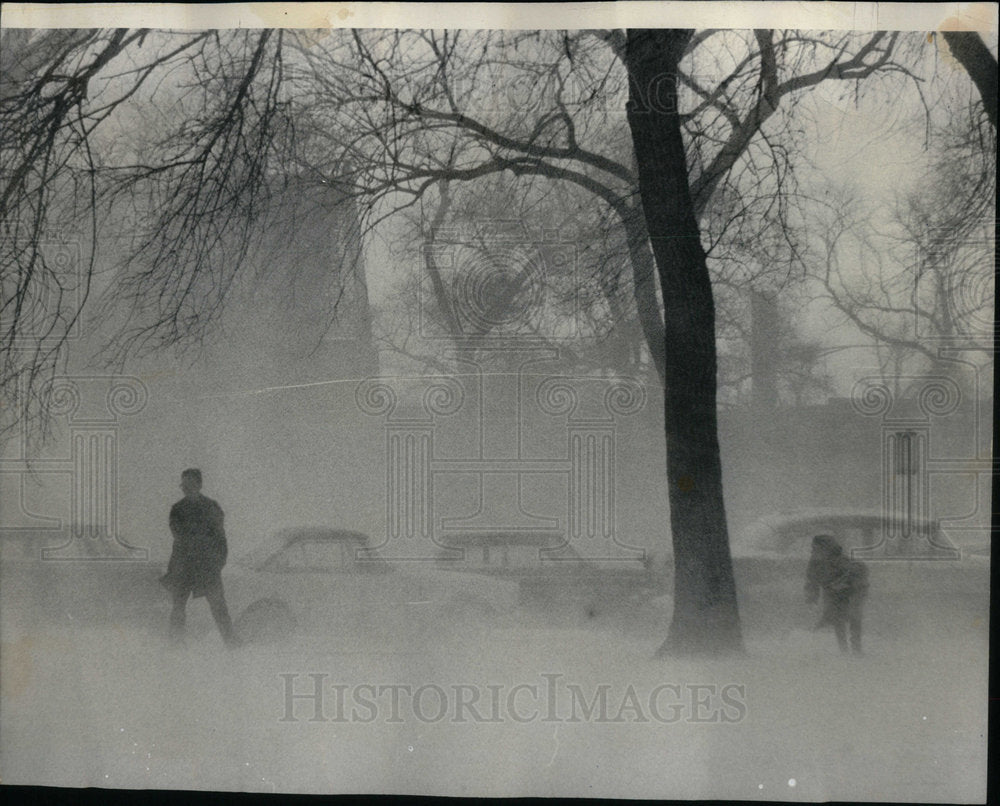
[279,538,360,571]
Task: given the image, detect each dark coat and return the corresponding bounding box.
[805,548,868,623]
[161,493,228,598]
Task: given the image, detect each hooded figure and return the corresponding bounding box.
[161,469,237,646]
[805,534,868,654]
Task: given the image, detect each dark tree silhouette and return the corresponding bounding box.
[942,31,997,129]
[625,29,743,655]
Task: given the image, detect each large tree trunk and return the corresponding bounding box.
[942,31,997,129]
[625,29,743,656]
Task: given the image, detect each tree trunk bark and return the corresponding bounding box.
[625,28,743,656]
[620,201,667,383]
[942,31,997,129]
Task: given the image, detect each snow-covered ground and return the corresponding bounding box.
[0,557,988,801]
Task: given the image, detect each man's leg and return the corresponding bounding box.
[170,588,189,642]
[826,595,851,652]
[848,599,863,655]
[814,600,834,631]
[205,579,238,647]
[833,618,849,653]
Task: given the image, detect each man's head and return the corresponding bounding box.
[180,468,203,496]
[812,534,843,557]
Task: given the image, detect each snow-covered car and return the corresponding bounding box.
[729,509,989,637]
[0,530,165,634]
[732,508,980,580]
[431,531,671,621]
[226,527,521,643]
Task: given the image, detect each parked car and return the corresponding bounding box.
[226,527,521,643]
[729,509,989,636]
[431,531,671,621]
[736,508,966,560]
[0,530,165,633]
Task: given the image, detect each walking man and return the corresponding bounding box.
[161,468,239,647]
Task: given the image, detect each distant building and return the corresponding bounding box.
[203,176,379,387]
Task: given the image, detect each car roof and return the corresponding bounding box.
[758,507,936,523]
[743,509,940,535]
[274,527,371,546]
[738,509,947,553]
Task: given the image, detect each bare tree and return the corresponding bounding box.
[383,173,646,378]
[0,29,299,438]
[812,102,995,381]
[289,30,909,381]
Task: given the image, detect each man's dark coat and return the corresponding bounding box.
[161,493,228,598]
